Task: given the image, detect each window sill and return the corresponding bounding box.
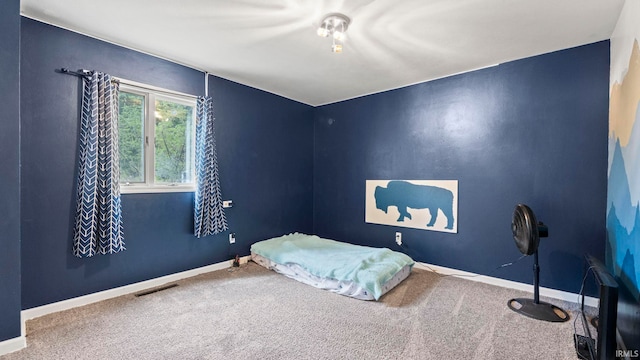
[120,185,196,194]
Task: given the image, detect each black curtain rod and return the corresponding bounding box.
[57,68,198,99]
[58,68,94,78]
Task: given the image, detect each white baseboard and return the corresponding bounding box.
[0,336,26,356]
[414,262,599,308]
[20,256,251,336]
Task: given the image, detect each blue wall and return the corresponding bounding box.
[20,18,313,309]
[314,41,610,294]
[0,0,21,342]
[212,76,314,252]
[12,15,609,316]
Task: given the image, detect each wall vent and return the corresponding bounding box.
[134,283,178,297]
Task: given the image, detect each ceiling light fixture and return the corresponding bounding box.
[317,13,350,53]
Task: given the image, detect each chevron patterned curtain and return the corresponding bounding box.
[194,97,228,237]
[73,72,125,257]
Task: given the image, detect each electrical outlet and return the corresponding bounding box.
[395,232,402,246]
[223,200,233,208]
[229,233,235,244]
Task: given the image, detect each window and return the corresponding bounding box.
[118,83,196,193]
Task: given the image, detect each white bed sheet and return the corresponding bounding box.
[251,252,412,300]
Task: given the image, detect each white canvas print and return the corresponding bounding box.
[365,180,458,233]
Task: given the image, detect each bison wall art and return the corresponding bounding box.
[365,180,458,233]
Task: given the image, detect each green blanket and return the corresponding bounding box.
[250,233,414,300]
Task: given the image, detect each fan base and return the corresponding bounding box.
[508,298,570,322]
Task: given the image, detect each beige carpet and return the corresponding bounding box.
[2,262,591,360]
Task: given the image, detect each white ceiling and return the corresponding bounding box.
[21,0,625,106]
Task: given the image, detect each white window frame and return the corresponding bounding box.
[118,81,197,194]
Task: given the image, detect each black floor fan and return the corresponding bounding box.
[507,204,570,322]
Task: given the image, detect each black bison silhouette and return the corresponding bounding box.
[374,180,455,230]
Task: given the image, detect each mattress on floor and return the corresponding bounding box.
[250,233,414,300]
